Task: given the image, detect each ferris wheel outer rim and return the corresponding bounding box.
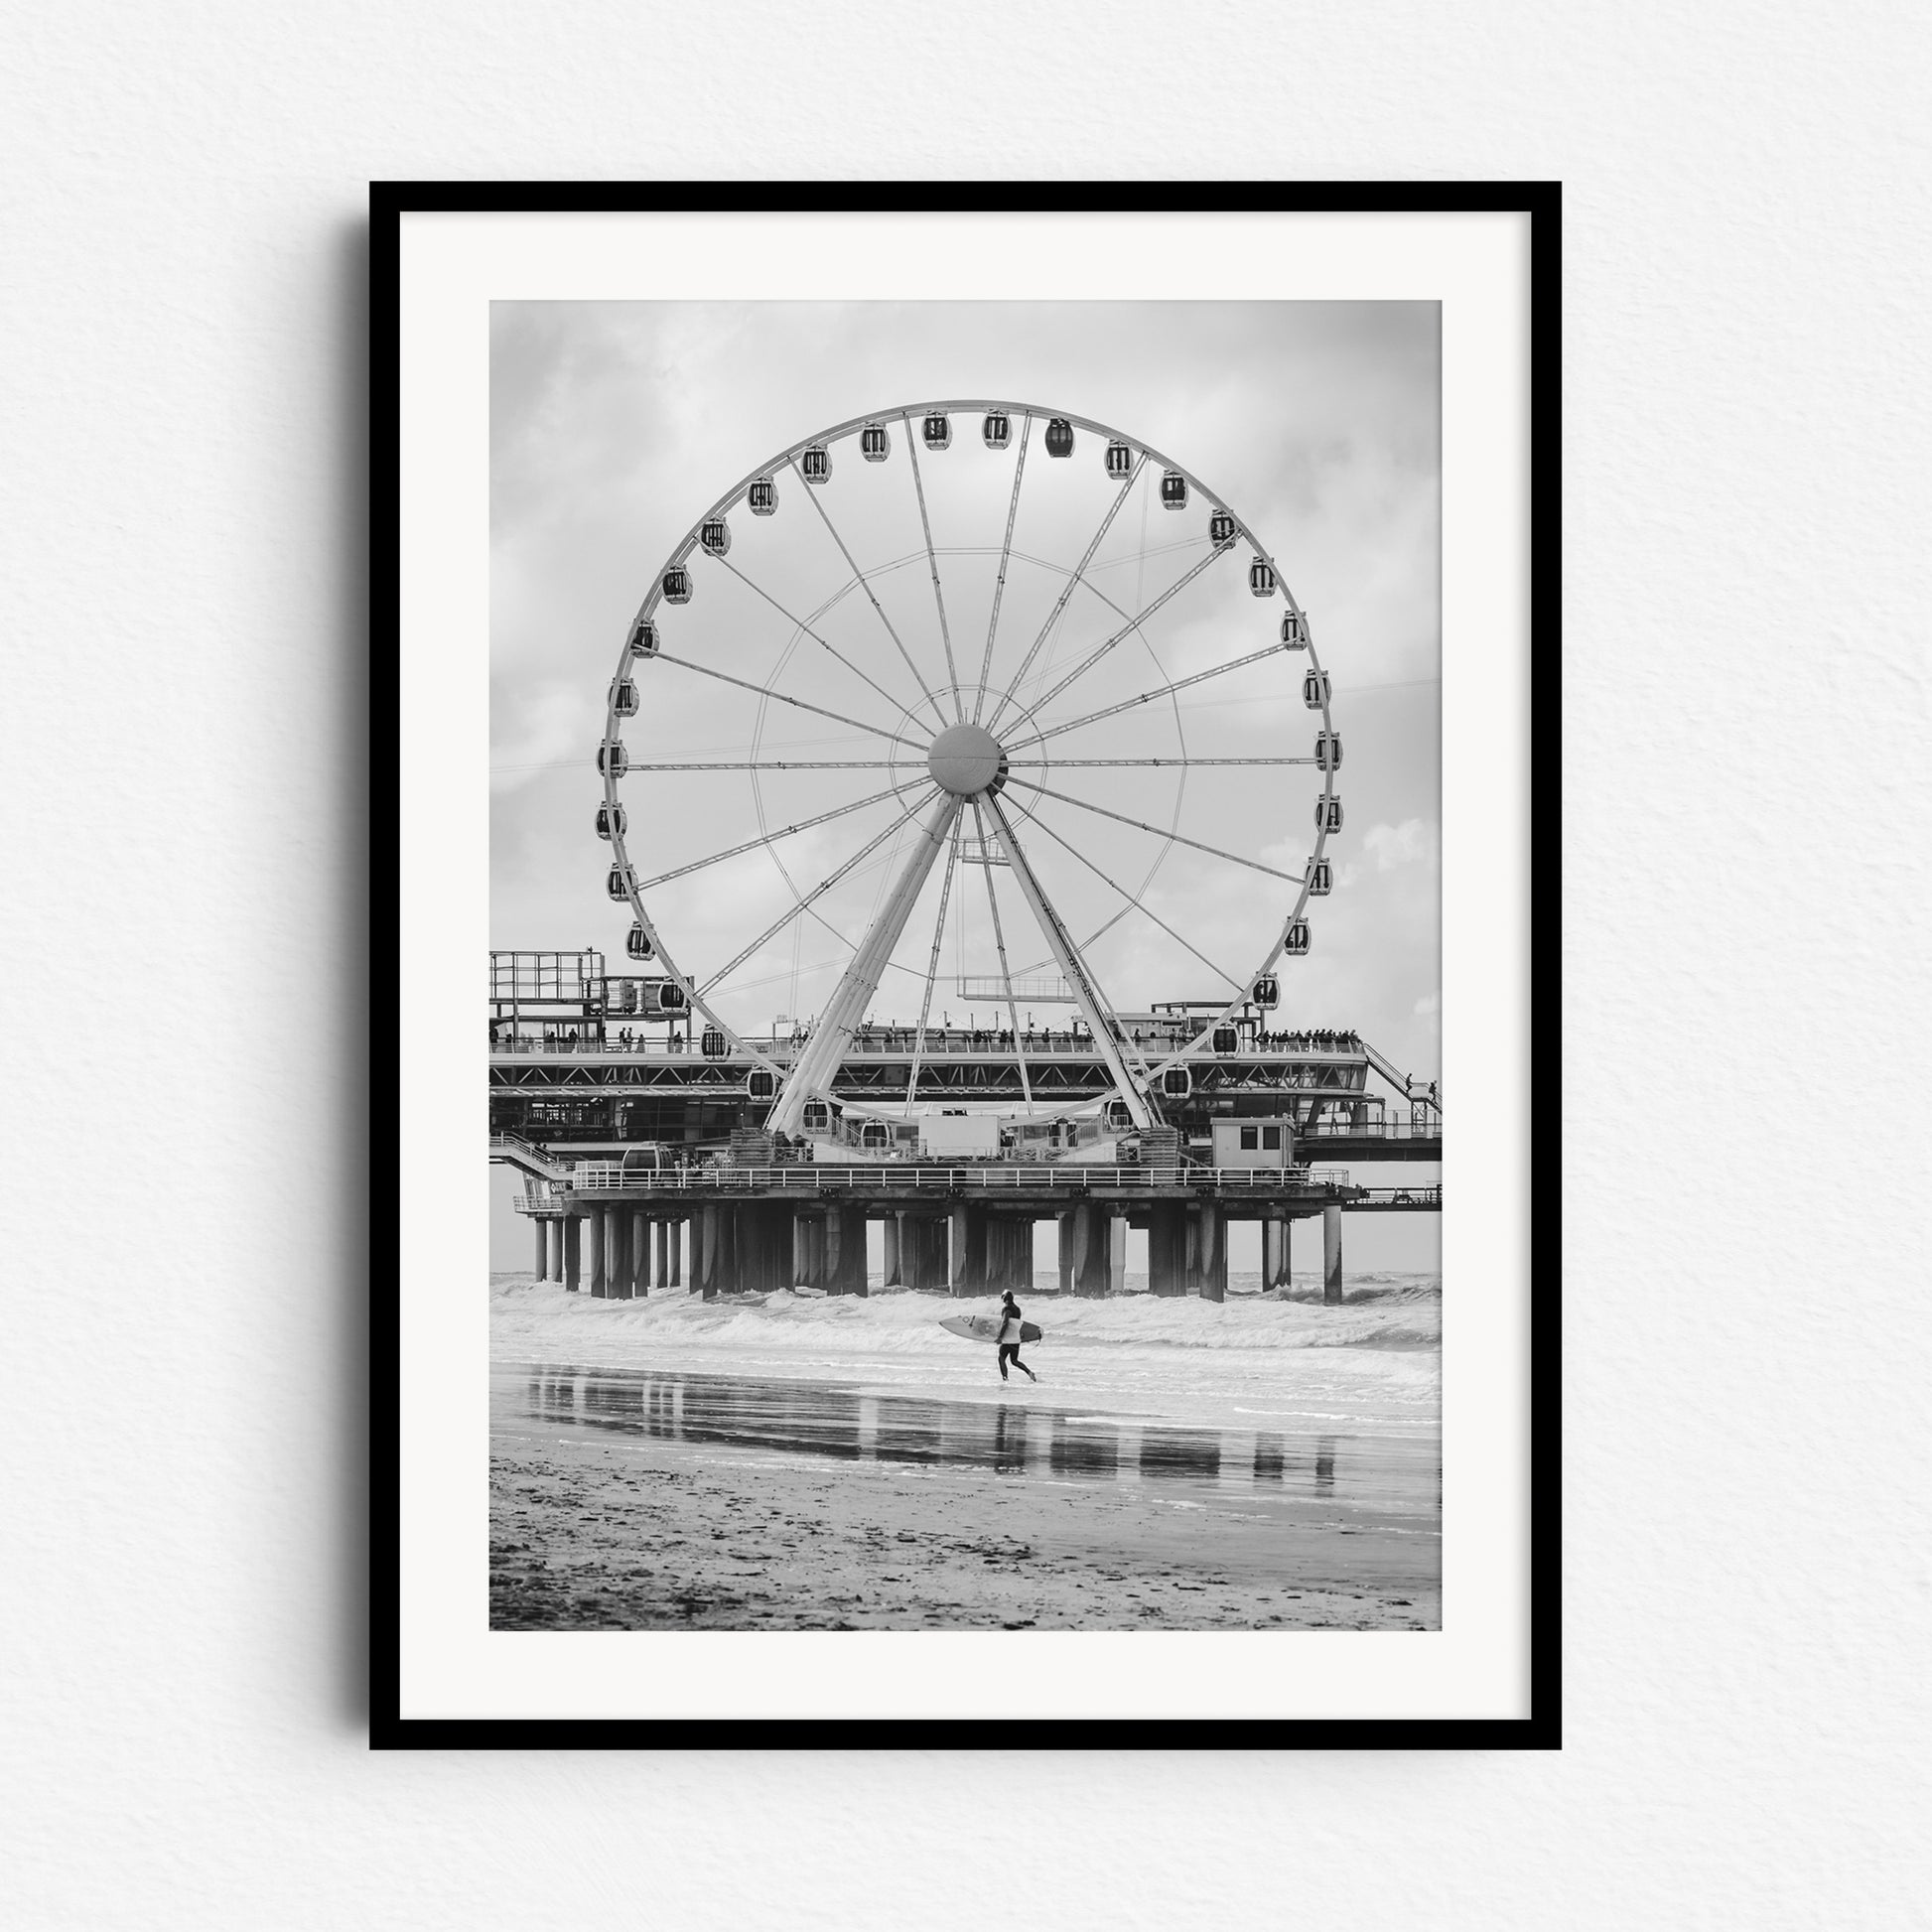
[601,397,1338,1114]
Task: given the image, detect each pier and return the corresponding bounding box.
[488,949,1439,1305]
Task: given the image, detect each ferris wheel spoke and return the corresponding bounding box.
[1010,546,1238,731]
[637,777,926,892]
[789,457,951,735]
[709,551,945,731]
[970,415,1032,725]
[901,416,964,721]
[1006,642,1285,756]
[637,759,905,771]
[653,651,925,752]
[698,786,942,998]
[1005,757,1315,768]
[968,799,1035,1113]
[1002,774,1301,884]
[902,815,966,1107]
[981,792,1153,1131]
[985,458,1147,735]
[1012,802,1247,996]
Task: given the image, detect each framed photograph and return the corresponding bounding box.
[373,181,1558,1745]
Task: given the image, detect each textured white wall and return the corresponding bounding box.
[4,3,1929,1925]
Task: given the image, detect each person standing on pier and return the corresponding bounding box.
[996,1291,1037,1384]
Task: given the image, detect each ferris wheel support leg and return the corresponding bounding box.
[981,793,1154,1132]
[766,794,962,1137]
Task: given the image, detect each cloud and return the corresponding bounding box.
[1414,989,1442,1016]
[1362,817,1439,873]
[490,681,597,795]
[490,300,1442,1074]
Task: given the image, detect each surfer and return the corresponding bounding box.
[996,1291,1038,1384]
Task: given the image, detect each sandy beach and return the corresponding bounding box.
[489,1274,1441,1630]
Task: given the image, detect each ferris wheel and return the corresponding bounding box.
[596,400,1341,1137]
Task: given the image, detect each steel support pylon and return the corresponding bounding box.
[766,793,962,1136]
[982,791,1154,1131]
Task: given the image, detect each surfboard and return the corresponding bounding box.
[940,1314,1042,1344]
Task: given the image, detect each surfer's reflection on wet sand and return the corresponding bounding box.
[526,1366,1345,1494]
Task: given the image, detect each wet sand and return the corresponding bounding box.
[490,1363,1439,1630]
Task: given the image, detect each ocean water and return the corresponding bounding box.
[488,1271,1442,1447]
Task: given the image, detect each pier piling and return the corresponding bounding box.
[900,1216,948,1290]
[1322,1203,1343,1305]
[1187,1203,1227,1303]
[605,1208,628,1300]
[823,1205,868,1296]
[1264,1214,1291,1292]
[949,1204,988,1297]
[589,1210,605,1298]
[792,1214,822,1290]
[1057,1203,1112,1297]
[985,1217,1033,1294]
[1147,1202,1188,1297]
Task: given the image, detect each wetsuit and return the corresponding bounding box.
[997,1300,1037,1382]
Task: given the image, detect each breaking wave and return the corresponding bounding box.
[488,1274,1441,1355]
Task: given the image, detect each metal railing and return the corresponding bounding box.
[488,1033,1375,1063]
[1351,1185,1443,1209]
[489,1129,569,1167]
[552,1163,1358,1197]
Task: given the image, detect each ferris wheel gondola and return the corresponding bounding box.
[596,398,1343,1131]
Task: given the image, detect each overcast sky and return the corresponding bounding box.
[490,301,1439,1268]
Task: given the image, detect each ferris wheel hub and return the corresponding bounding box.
[925,722,1008,796]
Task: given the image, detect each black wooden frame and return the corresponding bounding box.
[369,178,1561,1750]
